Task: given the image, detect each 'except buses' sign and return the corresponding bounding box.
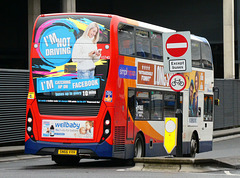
[163,31,192,74]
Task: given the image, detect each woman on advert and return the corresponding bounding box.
[72,22,101,79]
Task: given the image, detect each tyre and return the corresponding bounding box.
[52,155,80,165]
[188,133,198,158]
[134,134,145,158]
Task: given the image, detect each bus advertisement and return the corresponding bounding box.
[25,13,214,164]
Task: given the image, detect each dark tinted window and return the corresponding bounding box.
[151,91,163,120]
[118,24,135,56]
[136,91,150,120]
[163,93,176,117]
[201,43,213,69]
[151,32,163,60]
[204,95,213,121]
[136,29,150,58]
[191,40,201,68]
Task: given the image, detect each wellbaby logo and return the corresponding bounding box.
[119,65,137,80]
[55,121,81,130]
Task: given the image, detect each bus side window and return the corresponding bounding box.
[118,24,135,56]
[163,93,176,118]
[136,29,151,58]
[151,91,163,120]
[128,89,135,119]
[151,32,163,61]
[201,43,213,69]
[191,40,201,68]
[135,91,150,120]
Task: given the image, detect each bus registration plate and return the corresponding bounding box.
[58,149,77,155]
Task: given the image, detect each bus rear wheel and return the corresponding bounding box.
[52,155,80,165]
[134,134,145,158]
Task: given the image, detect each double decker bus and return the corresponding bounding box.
[25,13,214,164]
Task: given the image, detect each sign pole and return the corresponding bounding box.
[175,91,182,157]
[169,73,185,157]
[163,31,192,157]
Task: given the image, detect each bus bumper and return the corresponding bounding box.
[25,138,113,158]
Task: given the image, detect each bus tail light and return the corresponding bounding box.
[100,112,111,143]
[26,110,36,141]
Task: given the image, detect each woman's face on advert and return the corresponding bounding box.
[195,75,199,90]
[88,27,98,38]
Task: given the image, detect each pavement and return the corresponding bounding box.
[133,127,240,172]
[0,127,240,172]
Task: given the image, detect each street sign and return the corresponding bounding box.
[169,74,186,92]
[166,34,188,57]
[164,117,178,154]
[163,31,192,74]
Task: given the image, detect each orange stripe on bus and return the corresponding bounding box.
[135,121,164,141]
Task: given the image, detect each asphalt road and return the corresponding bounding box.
[0,136,240,178]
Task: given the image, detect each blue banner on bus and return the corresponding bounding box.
[119,65,137,80]
[37,77,100,93]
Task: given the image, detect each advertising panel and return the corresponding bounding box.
[137,62,154,85]
[184,71,205,126]
[137,62,172,87]
[42,120,94,139]
[32,15,110,103]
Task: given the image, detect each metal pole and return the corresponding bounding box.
[176,92,182,157]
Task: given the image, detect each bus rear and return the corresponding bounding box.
[25,13,114,164]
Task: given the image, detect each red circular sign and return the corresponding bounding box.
[166,34,188,57]
[169,74,186,92]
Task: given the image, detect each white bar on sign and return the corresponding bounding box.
[167,42,187,49]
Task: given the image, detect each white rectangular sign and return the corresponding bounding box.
[169,59,186,72]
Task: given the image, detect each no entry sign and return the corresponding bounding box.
[166,34,188,57]
[163,31,192,74]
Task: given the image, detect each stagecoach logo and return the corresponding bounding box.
[119,65,137,80]
[104,90,113,102]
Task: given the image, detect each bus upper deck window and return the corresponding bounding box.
[136,29,150,58]
[191,40,201,68]
[201,43,213,69]
[151,32,163,61]
[118,24,135,56]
